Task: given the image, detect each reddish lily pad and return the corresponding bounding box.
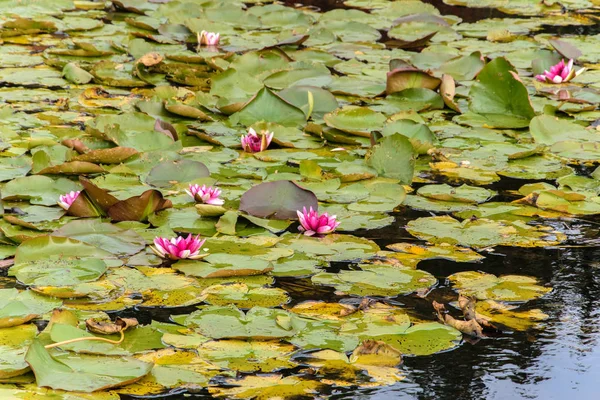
[239,181,318,220]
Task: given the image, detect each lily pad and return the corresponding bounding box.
[417,184,495,203]
[468,57,535,128]
[200,284,290,308]
[365,134,416,184]
[312,264,436,297]
[233,87,306,128]
[183,306,297,339]
[25,340,153,392]
[406,216,566,248]
[324,106,386,136]
[0,289,61,328]
[378,323,462,356]
[197,340,297,373]
[448,271,552,302]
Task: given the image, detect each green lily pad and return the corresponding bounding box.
[312,264,436,297]
[197,340,297,373]
[118,348,224,394]
[448,271,552,302]
[233,87,306,128]
[417,184,495,203]
[174,255,273,279]
[51,220,145,256]
[324,106,386,137]
[406,216,566,248]
[277,233,380,262]
[365,134,416,185]
[25,340,153,392]
[278,85,339,119]
[183,306,297,339]
[0,289,61,328]
[469,57,535,128]
[378,323,462,356]
[383,243,484,267]
[438,51,485,81]
[200,284,290,308]
[529,115,595,145]
[10,257,107,287]
[381,119,438,154]
[3,176,80,206]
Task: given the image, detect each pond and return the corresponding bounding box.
[0,0,599,399]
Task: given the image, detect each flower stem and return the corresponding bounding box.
[44,330,124,349]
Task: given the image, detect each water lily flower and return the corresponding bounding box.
[241,128,274,153]
[198,30,220,46]
[151,234,206,260]
[297,206,341,236]
[186,184,224,205]
[535,59,585,84]
[57,191,80,210]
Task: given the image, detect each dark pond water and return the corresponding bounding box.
[126,1,600,399]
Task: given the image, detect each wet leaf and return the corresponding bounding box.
[200,283,289,308]
[183,306,298,339]
[406,216,566,248]
[209,374,323,399]
[52,220,145,256]
[197,340,297,373]
[62,63,94,84]
[312,264,436,297]
[377,323,462,356]
[473,300,548,331]
[448,271,552,302]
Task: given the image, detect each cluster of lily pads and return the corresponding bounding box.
[57,130,342,260]
[0,0,597,398]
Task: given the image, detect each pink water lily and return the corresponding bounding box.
[186,184,224,205]
[151,234,206,260]
[198,30,220,46]
[535,59,585,84]
[297,207,341,236]
[241,128,274,153]
[57,191,80,211]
